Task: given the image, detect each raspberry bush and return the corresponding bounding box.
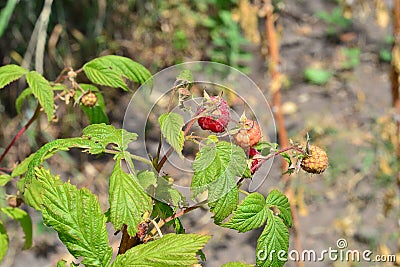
[0,57,327,267]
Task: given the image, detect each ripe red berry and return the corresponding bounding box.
[234,119,262,149]
[248,147,261,175]
[197,96,230,133]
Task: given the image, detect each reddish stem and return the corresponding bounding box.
[150,200,207,236]
[0,105,41,164]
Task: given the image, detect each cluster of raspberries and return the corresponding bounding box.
[196,96,328,175]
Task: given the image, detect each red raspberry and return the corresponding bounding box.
[248,147,258,157]
[234,119,262,149]
[248,147,262,175]
[197,96,230,133]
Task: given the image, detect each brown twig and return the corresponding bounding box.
[264,2,303,266]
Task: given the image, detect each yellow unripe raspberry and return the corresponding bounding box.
[300,145,328,174]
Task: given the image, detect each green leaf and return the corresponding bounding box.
[153,176,185,207]
[57,260,79,267]
[109,158,152,236]
[111,234,210,267]
[191,141,247,202]
[0,207,32,249]
[304,68,332,85]
[0,174,12,186]
[11,153,36,177]
[209,186,238,224]
[151,201,184,232]
[0,64,28,89]
[158,113,185,158]
[222,192,268,232]
[82,123,137,151]
[221,262,254,267]
[176,69,194,84]
[15,87,33,114]
[25,71,54,121]
[41,179,112,267]
[77,84,109,124]
[137,170,157,190]
[265,190,292,228]
[83,55,151,91]
[0,220,8,262]
[25,138,104,185]
[256,212,289,267]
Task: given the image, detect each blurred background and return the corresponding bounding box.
[0,0,399,266]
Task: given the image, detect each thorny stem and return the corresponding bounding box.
[264,2,303,266]
[0,104,41,164]
[149,200,208,236]
[236,145,305,186]
[54,67,71,83]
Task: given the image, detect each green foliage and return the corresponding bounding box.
[40,171,112,267]
[203,9,252,73]
[222,192,268,232]
[265,190,292,228]
[0,220,8,262]
[111,234,210,267]
[82,123,137,151]
[0,207,32,249]
[379,49,392,62]
[83,55,152,91]
[0,60,299,266]
[341,47,360,69]
[256,212,289,267]
[158,112,185,158]
[109,157,152,236]
[191,140,247,202]
[0,64,28,89]
[26,71,55,121]
[153,175,185,207]
[209,186,239,224]
[304,67,332,85]
[316,7,352,35]
[0,174,12,186]
[15,88,33,114]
